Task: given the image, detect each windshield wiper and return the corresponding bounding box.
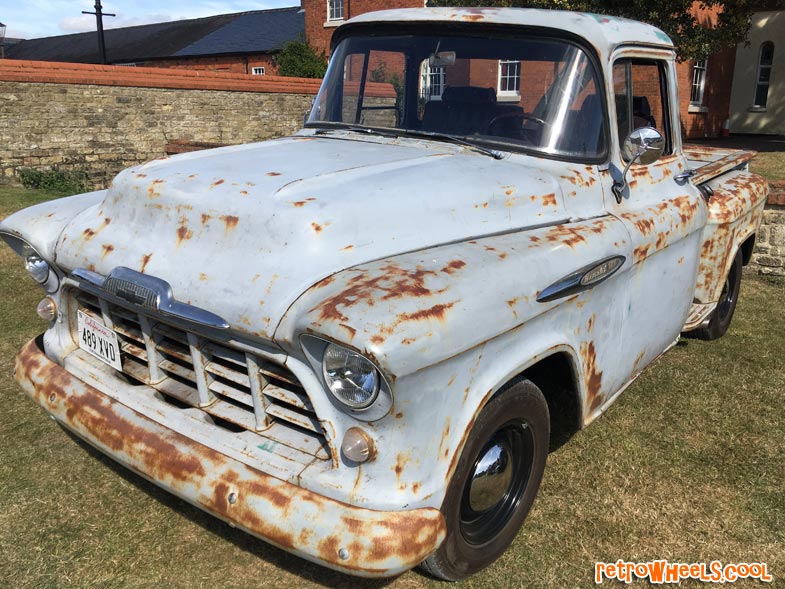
[312,126,506,160]
[401,130,506,160]
[312,126,399,138]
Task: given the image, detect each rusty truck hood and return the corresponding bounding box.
[53,133,567,340]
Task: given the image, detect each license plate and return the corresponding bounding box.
[77,310,122,371]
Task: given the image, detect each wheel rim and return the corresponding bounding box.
[459,421,534,545]
[717,260,738,322]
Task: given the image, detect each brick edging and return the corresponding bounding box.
[768,181,785,206]
[0,58,322,94]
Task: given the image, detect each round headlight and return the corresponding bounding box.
[322,344,380,409]
[25,255,50,284]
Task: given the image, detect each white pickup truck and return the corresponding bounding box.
[2,7,769,581]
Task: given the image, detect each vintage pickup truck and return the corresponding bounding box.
[1,7,769,582]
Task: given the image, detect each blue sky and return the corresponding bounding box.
[1,0,298,40]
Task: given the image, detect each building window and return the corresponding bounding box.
[689,59,707,105]
[419,62,445,101]
[328,0,344,21]
[753,42,774,108]
[252,67,265,76]
[498,60,520,97]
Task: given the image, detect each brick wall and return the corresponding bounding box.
[302,0,423,57]
[751,184,785,277]
[143,54,278,76]
[0,60,320,188]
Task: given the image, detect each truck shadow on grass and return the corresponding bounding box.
[62,429,400,589]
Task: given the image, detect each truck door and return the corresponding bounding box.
[604,50,708,381]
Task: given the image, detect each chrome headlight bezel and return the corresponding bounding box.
[300,335,393,421]
[1,231,61,293]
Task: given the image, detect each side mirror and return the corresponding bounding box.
[613,127,665,203]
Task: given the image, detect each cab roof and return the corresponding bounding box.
[342,8,674,57]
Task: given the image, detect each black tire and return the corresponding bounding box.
[420,380,549,581]
[693,250,743,341]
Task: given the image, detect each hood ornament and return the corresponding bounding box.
[72,266,229,329]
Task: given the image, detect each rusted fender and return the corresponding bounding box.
[275,215,630,379]
[694,169,768,303]
[0,190,105,261]
[14,337,446,578]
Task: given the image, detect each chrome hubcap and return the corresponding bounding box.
[469,440,513,512]
[459,422,534,545]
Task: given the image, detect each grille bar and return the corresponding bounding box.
[73,291,330,460]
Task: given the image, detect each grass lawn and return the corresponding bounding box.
[751,152,785,182]
[0,184,783,589]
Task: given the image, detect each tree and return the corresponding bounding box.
[428,0,773,61]
[275,39,328,78]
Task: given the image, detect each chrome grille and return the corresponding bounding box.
[73,291,330,460]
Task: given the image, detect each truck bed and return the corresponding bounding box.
[683,144,757,186]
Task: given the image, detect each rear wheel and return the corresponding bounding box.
[420,380,549,581]
[693,250,743,340]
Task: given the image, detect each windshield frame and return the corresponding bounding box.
[305,22,611,165]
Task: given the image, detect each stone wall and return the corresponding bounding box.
[0,59,321,188]
[751,183,785,277]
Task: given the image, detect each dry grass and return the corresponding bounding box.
[750,152,785,182]
[0,185,783,588]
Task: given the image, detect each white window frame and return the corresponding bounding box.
[689,59,707,106]
[497,60,521,99]
[753,42,774,109]
[251,66,265,76]
[419,61,445,101]
[327,0,344,22]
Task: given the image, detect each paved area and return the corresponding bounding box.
[688,134,785,153]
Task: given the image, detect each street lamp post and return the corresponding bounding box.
[82,1,115,64]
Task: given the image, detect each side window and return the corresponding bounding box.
[613,59,672,155]
[341,51,404,128]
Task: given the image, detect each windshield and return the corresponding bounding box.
[307,29,606,160]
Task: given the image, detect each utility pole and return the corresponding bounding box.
[82,0,115,65]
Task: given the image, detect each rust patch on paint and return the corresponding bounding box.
[101,244,114,259]
[201,213,212,227]
[580,341,604,412]
[395,302,455,324]
[441,260,466,275]
[541,192,557,207]
[220,215,239,232]
[199,272,208,282]
[140,253,153,273]
[311,222,323,234]
[339,323,357,341]
[633,244,651,264]
[341,245,354,251]
[437,418,451,461]
[310,264,446,323]
[210,179,225,189]
[266,172,281,177]
[176,216,193,246]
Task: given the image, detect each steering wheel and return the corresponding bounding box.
[485,111,551,135]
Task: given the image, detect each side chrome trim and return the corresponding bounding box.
[72,267,230,329]
[536,255,626,303]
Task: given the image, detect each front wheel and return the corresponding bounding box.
[693,250,743,340]
[420,380,549,581]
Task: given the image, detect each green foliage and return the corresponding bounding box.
[428,0,772,61]
[275,39,328,78]
[18,167,90,195]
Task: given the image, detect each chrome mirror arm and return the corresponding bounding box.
[612,148,644,204]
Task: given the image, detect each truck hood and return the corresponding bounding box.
[54,133,567,341]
